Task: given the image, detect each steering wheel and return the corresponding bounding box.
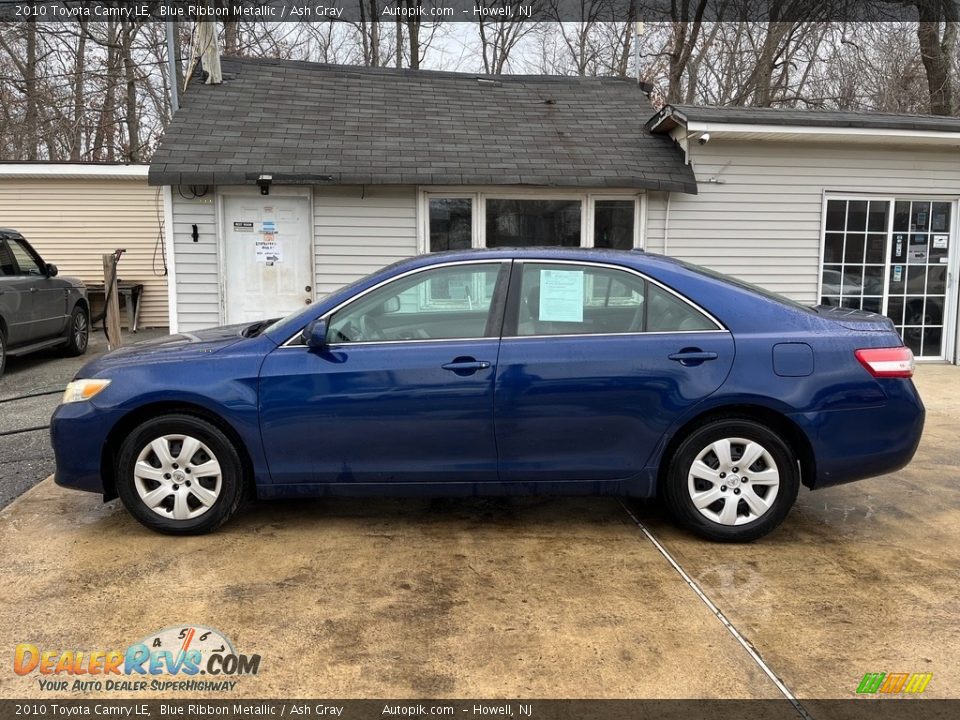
[359,314,386,341]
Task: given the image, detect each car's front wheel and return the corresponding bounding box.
[61,304,90,356]
[663,419,799,542]
[116,414,246,535]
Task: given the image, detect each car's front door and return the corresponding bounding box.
[0,239,37,345]
[259,261,510,486]
[494,260,735,484]
[6,238,65,341]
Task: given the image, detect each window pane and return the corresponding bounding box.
[867,201,888,232]
[847,200,868,231]
[594,200,635,250]
[486,199,581,248]
[0,242,15,276]
[911,202,931,231]
[328,263,501,343]
[843,234,865,264]
[429,198,472,252]
[515,263,714,336]
[825,200,846,231]
[8,240,42,276]
[886,296,905,325]
[863,266,884,295]
[893,201,910,232]
[922,326,942,357]
[927,266,947,294]
[865,234,886,263]
[931,202,950,232]
[823,233,844,263]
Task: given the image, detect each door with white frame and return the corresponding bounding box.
[222,192,313,325]
[821,197,956,360]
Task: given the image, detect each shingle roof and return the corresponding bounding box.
[648,104,960,133]
[149,57,697,193]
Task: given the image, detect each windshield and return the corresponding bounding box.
[671,258,815,314]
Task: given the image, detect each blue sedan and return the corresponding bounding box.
[51,249,924,541]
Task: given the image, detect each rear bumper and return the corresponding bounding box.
[50,401,115,496]
[790,379,925,489]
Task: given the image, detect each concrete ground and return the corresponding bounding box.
[0,365,956,702]
[0,328,168,507]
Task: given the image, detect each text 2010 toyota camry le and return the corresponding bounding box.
[51,249,924,541]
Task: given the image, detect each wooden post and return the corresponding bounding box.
[102,253,123,351]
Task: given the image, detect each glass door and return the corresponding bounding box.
[821,198,954,359]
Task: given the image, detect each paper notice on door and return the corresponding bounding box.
[538,269,584,322]
[933,235,948,249]
[256,233,283,264]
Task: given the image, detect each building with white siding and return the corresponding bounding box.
[0,163,168,329]
[151,57,960,363]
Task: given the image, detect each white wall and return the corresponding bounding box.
[171,189,219,330]
[312,185,418,297]
[646,139,960,305]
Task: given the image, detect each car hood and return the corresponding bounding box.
[77,324,251,376]
[813,305,897,332]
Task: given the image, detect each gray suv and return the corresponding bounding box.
[0,229,89,377]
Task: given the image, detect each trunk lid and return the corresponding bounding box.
[812,305,898,333]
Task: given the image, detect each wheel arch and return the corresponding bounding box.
[100,401,255,501]
[656,403,817,492]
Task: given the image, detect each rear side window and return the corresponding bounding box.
[512,263,717,336]
[7,239,43,276]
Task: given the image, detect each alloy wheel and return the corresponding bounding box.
[74,312,88,352]
[133,434,222,520]
[687,437,780,526]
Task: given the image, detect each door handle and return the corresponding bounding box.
[668,349,719,366]
[30,287,38,293]
[441,358,491,375]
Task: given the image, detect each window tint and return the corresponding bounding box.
[7,239,43,276]
[0,241,16,277]
[515,263,716,337]
[328,263,503,344]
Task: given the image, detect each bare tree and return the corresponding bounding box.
[914,0,958,114]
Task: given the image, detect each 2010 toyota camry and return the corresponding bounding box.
[51,248,924,541]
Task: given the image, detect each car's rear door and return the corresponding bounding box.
[494,260,735,484]
[258,260,510,486]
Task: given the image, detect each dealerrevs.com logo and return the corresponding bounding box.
[13,625,261,693]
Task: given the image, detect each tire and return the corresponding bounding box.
[662,419,800,542]
[116,414,246,535]
[61,304,90,357]
[0,327,6,378]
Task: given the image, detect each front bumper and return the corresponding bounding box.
[50,401,117,496]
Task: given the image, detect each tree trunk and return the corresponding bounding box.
[71,23,87,160]
[915,1,957,116]
[25,24,37,160]
[121,23,140,161]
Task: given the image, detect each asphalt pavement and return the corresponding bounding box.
[0,327,168,508]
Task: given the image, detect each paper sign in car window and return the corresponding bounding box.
[539,269,584,322]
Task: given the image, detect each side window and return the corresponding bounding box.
[515,263,716,336]
[7,240,43,276]
[645,284,717,332]
[328,263,504,344]
[516,263,646,336]
[0,241,16,277]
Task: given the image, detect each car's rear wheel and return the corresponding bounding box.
[663,419,799,542]
[61,304,89,356]
[116,414,245,535]
[0,327,6,377]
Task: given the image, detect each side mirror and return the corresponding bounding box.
[381,296,401,314]
[45,263,58,277]
[301,318,328,350]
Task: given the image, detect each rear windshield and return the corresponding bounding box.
[670,258,815,314]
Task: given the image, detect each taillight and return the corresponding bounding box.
[855,347,915,378]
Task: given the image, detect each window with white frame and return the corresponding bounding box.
[423,191,641,252]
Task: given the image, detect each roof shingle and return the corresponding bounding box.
[149,57,697,193]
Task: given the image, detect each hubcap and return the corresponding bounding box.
[133,434,222,520]
[74,313,88,351]
[687,437,780,526]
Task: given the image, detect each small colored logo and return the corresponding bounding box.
[13,625,260,693]
[856,672,932,695]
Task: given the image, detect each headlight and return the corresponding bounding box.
[62,379,111,404]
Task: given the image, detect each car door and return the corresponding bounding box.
[258,260,510,485]
[0,239,36,345]
[494,260,735,484]
[6,237,65,341]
